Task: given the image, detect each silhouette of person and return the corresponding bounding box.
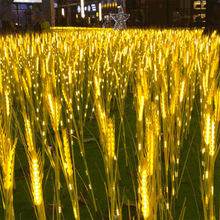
[32,6,45,32]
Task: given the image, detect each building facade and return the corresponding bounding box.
[0,0,54,31]
[126,0,208,28]
[56,0,123,27]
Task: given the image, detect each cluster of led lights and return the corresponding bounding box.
[31,157,42,205]
[0,28,219,220]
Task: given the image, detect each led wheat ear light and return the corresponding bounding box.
[0,67,2,94]
[179,77,185,98]
[149,131,154,176]
[161,91,166,119]
[5,89,10,116]
[141,170,150,219]
[25,118,34,152]
[63,129,73,176]
[204,113,211,145]
[0,28,220,220]
[107,118,115,158]
[209,117,215,156]
[138,95,145,121]
[31,157,42,205]
[4,146,15,190]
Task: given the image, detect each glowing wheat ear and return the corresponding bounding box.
[161,90,166,119]
[204,113,211,146]
[0,28,220,220]
[46,92,61,132]
[209,116,215,157]
[107,118,115,158]
[31,157,42,205]
[62,129,73,177]
[0,137,17,190]
[3,142,16,190]
[0,122,17,219]
[140,169,150,219]
[0,67,2,94]
[5,89,10,117]
[24,118,34,152]
[28,151,46,220]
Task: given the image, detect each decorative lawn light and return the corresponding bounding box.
[0,28,219,220]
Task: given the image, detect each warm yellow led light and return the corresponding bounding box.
[5,90,10,116]
[31,156,42,206]
[107,118,115,158]
[204,113,211,145]
[63,129,73,176]
[138,95,144,121]
[25,118,34,151]
[141,169,150,219]
[161,91,166,119]
[210,118,215,156]
[0,67,2,94]
[180,79,185,103]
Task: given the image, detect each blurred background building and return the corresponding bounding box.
[126,0,208,28]
[0,0,219,31]
[0,0,54,31]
